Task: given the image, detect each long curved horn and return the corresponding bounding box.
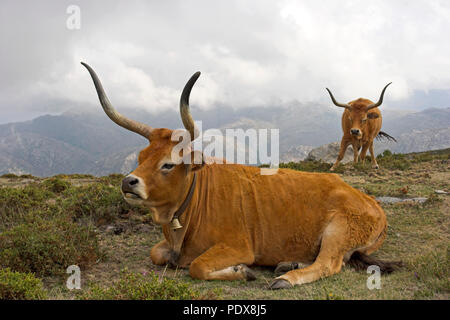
[180,71,201,140]
[366,82,392,111]
[81,62,154,139]
[325,88,351,110]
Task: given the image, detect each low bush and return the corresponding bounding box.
[266,160,344,173]
[0,184,56,231]
[79,269,203,300]
[376,150,411,170]
[1,173,19,178]
[0,268,47,300]
[66,180,149,224]
[62,183,147,225]
[0,216,100,276]
[42,177,71,193]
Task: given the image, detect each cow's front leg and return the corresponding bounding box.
[331,138,351,171]
[359,143,370,164]
[351,141,360,164]
[189,243,256,281]
[274,261,310,276]
[150,239,175,266]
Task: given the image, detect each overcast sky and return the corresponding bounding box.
[1,0,450,124]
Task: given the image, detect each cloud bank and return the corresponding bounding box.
[1,0,449,123]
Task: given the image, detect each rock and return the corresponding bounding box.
[134,224,152,233]
[376,196,428,204]
[45,199,57,205]
[114,226,125,235]
[435,190,448,194]
[280,145,314,163]
[305,142,354,164]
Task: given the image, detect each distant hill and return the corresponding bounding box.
[0,105,448,176]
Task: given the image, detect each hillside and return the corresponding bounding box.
[0,106,449,176]
[0,148,448,300]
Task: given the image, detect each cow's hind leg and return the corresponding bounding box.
[369,142,379,169]
[269,220,350,289]
[189,243,256,281]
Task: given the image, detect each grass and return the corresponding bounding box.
[0,148,448,300]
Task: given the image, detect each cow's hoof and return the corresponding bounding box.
[274,262,299,276]
[269,279,293,290]
[235,264,257,281]
[373,164,379,169]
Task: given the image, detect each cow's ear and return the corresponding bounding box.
[367,112,379,119]
[190,150,205,172]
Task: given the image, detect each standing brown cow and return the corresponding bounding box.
[326,84,396,171]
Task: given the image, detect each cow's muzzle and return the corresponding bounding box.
[350,128,362,137]
[121,174,146,200]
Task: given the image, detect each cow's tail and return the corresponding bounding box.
[347,251,403,274]
[376,131,397,142]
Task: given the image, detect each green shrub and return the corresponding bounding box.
[53,174,96,179]
[1,173,19,178]
[42,178,71,193]
[271,160,344,173]
[410,150,449,163]
[0,216,99,276]
[19,174,36,179]
[62,184,126,225]
[0,185,56,231]
[376,150,411,170]
[0,173,36,179]
[79,269,203,300]
[0,184,53,213]
[100,173,126,186]
[0,268,47,300]
[62,183,147,225]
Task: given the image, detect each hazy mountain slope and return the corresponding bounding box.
[0,106,448,176]
[0,130,95,176]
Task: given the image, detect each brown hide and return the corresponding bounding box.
[161,163,386,269]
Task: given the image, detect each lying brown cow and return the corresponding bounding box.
[82,62,400,289]
[326,84,396,171]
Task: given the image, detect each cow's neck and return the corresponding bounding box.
[163,172,199,264]
[170,173,197,229]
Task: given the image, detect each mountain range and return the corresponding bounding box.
[0,104,449,176]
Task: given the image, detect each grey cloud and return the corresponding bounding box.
[0,0,449,123]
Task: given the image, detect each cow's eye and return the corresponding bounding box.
[161,163,175,170]
[362,118,367,123]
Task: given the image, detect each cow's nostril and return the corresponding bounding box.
[122,176,140,194]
